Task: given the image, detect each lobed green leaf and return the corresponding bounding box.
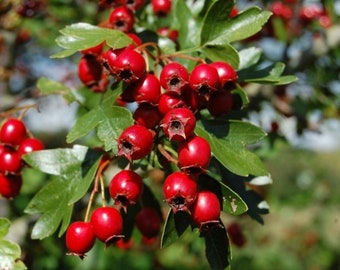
[36,77,75,103]
[195,119,268,177]
[51,22,132,58]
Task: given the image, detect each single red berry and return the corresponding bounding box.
[0,118,27,146]
[270,1,293,19]
[18,137,44,157]
[117,124,154,161]
[230,6,238,18]
[113,49,146,83]
[90,206,124,245]
[109,6,135,33]
[130,73,161,105]
[158,92,185,115]
[0,146,22,173]
[227,222,247,247]
[181,86,206,113]
[127,33,143,46]
[178,135,211,174]
[0,173,22,199]
[109,169,144,208]
[135,207,162,238]
[151,0,172,16]
[189,63,221,97]
[66,221,96,258]
[161,107,196,142]
[159,62,189,94]
[190,190,221,229]
[209,61,238,90]
[133,103,163,129]
[115,238,134,250]
[207,90,233,117]
[78,55,103,87]
[163,171,198,213]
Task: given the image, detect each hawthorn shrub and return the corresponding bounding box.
[0,0,309,269]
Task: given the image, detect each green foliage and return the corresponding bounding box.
[0,218,27,270]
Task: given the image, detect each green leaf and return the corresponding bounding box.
[204,224,231,270]
[51,22,132,58]
[66,88,134,152]
[238,47,262,69]
[220,181,248,215]
[36,77,75,103]
[172,0,200,49]
[0,218,27,270]
[238,62,297,84]
[201,4,271,46]
[195,119,268,177]
[23,145,102,239]
[161,210,192,248]
[200,44,239,69]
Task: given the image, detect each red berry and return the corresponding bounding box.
[151,0,172,17]
[90,206,124,244]
[18,137,44,157]
[119,0,145,12]
[207,90,233,117]
[133,103,163,129]
[160,62,189,94]
[130,73,161,105]
[66,221,96,258]
[209,61,238,90]
[189,63,221,97]
[227,222,247,247]
[78,55,103,87]
[0,118,27,146]
[113,49,146,83]
[109,6,135,33]
[135,207,162,238]
[190,190,221,229]
[163,171,198,213]
[161,107,196,142]
[178,135,211,173]
[117,124,154,161]
[0,173,22,199]
[109,169,144,208]
[157,27,179,43]
[0,146,22,173]
[158,92,185,115]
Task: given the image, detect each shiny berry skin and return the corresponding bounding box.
[189,63,221,97]
[130,73,161,105]
[178,135,211,173]
[207,90,233,117]
[133,103,163,129]
[161,107,196,142]
[151,0,172,17]
[159,62,189,94]
[163,171,198,213]
[135,207,162,238]
[0,146,22,173]
[109,169,144,208]
[0,173,22,199]
[0,118,27,146]
[66,221,96,258]
[117,124,154,161]
[158,92,185,115]
[113,49,146,83]
[109,6,135,33]
[190,190,221,229]
[78,55,103,86]
[90,206,123,244]
[18,137,44,157]
[209,61,238,90]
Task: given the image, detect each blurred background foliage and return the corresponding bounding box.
[1,0,340,269]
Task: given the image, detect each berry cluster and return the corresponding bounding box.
[67,0,241,258]
[0,118,44,199]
